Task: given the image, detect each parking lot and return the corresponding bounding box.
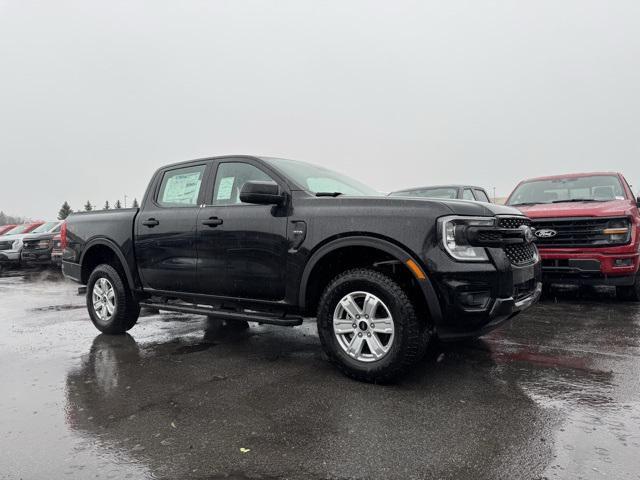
[0,270,638,480]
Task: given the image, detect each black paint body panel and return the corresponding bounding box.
[62,155,540,338]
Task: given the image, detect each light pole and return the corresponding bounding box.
[124,195,128,208]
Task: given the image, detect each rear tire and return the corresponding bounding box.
[616,276,640,301]
[317,268,430,383]
[87,264,140,334]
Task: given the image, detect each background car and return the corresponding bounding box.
[507,172,640,300]
[389,185,492,202]
[0,221,50,269]
[21,221,64,267]
[0,224,17,236]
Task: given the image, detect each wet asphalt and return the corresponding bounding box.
[0,270,639,480]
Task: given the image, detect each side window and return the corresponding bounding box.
[473,189,491,203]
[462,188,475,201]
[212,162,275,206]
[157,165,206,207]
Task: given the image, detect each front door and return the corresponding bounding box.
[195,160,288,300]
[135,163,207,292]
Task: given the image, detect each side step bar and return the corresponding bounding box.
[139,301,303,327]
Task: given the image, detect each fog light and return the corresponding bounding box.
[614,258,633,267]
[458,290,491,309]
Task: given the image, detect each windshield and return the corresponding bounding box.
[4,224,31,235]
[391,187,458,199]
[508,175,626,206]
[30,222,59,234]
[262,158,380,196]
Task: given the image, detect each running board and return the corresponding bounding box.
[139,302,303,327]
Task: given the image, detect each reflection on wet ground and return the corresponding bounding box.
[0,272,639,479]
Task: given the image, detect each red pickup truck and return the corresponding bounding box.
[507,172,640,300]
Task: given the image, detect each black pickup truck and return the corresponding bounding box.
[62,155,541,382]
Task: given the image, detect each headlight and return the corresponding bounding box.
[439,216,494,262]
[602,218,631,245]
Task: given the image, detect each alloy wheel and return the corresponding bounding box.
[92,277,116,322]
[333,291,395,362]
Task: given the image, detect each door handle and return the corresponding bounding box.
[202,217,223,227]
[142,218,160,227]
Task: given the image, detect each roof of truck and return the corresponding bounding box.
[519,172,622,183]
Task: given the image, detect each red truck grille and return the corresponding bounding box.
[531,217,630,248]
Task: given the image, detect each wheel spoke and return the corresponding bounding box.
[340,294,362,319]
[346,334,365,357]
[371,317,394,334]
[333,319,355,334]
[362,294,379,318]
[105,300,114,315]
[366,333,387,359]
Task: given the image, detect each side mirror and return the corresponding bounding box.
[240,181,285,205]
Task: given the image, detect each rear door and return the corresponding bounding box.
[135,163,208,292]
[195,158,289,300]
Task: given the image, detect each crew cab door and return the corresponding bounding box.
[195,159,288,300]
[135,163,208,292]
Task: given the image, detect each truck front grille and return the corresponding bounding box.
[531,217,629,248]
[497,216,538,265]
[498,216,531,229]
[0,241,12,251]
[504,243,538,266]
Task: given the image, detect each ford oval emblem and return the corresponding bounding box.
[535,228,557,238]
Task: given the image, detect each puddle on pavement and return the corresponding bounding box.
[1,275,640,479]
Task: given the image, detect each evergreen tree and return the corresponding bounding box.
[114,200,122,209]
[58,201,73,220]
[0,211,6,225]
[84,201,93,211]
[132,198,139,208]
[104,201,110,210]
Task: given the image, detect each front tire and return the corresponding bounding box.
[87,264,140,334]
[317,268,430,383]
[616,275,640,301]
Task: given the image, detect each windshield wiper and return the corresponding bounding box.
[550,198,602,204]
[510,202,545,206]
[315,192,343,197]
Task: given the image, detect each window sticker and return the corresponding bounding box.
[216,176,235,200]
[162,172,202,205]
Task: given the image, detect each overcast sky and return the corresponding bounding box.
[1,0,639,219]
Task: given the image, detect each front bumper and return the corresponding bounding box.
[539,247,640,286]
[21,248,53,265]
[0,250,21,264]
[427,245,542,340]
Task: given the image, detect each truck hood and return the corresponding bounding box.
[513,199,635,219]
[353,196,526,217]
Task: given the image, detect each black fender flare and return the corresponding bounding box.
[298,236,442,325]
[80,238,135,290]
